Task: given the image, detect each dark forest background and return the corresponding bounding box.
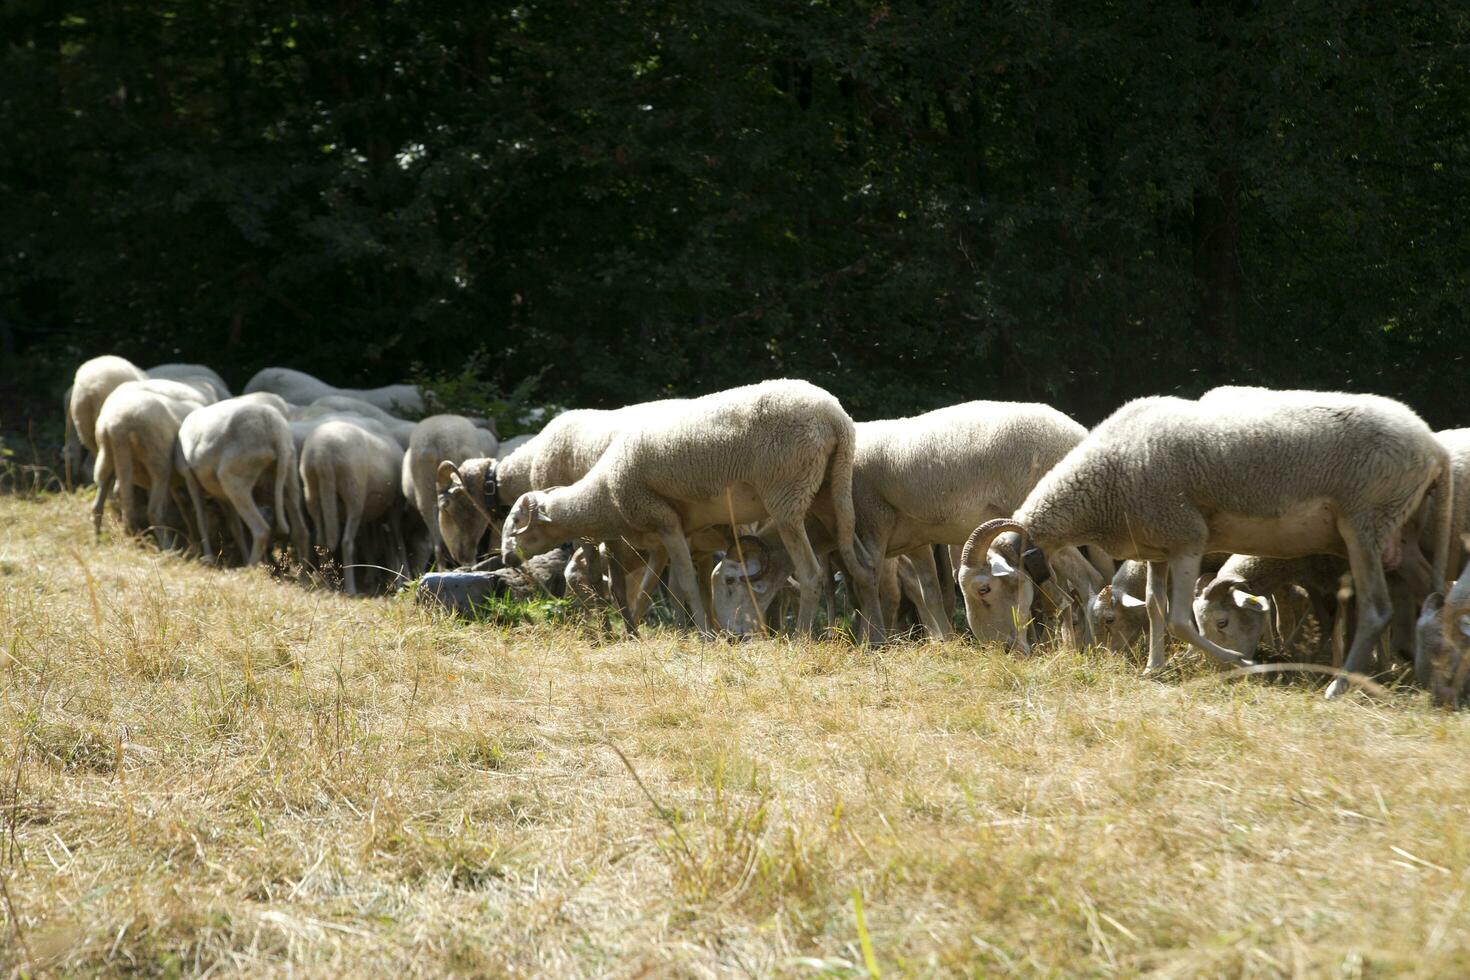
[3,1,1469,439]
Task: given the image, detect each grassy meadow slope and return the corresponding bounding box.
[4,491,1470,976]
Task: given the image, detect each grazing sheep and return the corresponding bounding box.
[146,363,232,400]
[1087,560,1149,650]
[1416,558,1470,709]
[243,366,425,415]
[437,404,685,564]
[498,379,882,637]
[711,401,1089,640]
[959,387,1452,698]
[176,398,311,566]
[69,355,147,458]
[300,419,407,594]
[1192,554,1347,663]
[402,415,500,569]
[91,379,215,548]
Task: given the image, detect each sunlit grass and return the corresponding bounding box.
[3,492,1470,975]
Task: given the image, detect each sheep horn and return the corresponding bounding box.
[733,535,769,581]
[960,519,1026,569]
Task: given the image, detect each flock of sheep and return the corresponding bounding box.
[59,355,1470,708]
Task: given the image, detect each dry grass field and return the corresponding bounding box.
[5,490,1470,976]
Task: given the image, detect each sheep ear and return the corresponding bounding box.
[1119,592,1148,609]
[1194,574,1215,597]
[535,508,554,524]
[988,554,1017,579]
[1232,588,1270,612]
[436,460,461,491]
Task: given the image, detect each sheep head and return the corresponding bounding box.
[1192,574,1272,659]
[957,519,1040,652]
[710,535,780,635]
[437,457,498,567]
[1423,561,1470,708]
[1087,583,1148,650]
[500,490,560,567]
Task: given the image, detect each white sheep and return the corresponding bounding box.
[91,379,215,548]
[291,399,418,449]
[710,401,1090,639]
[68,355,147,460]
[300,419,407,594]
[1415,555,1470,709]
[145,363,232,400]
[959,387,1452,698]
[176,397,311,566]
[243,366,425,415]
[1087,560,1150,650]
[1192,554,1347,663]
[401,414,500,570]
[437,404,685,624]
[498,380,881,637]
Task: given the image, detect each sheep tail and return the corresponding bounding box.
[828,418,872,576]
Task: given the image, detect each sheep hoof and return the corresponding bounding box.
[1324,677,1350,700]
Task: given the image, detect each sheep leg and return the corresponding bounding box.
[1051,545,1104,649]
[772,519,823,635]
[145,474,175,551]
[388,508,408,586]
[92,447,114,540]
[113,441,141,537]
[603,539,642,635]
[1165,553,1255,669]
[658,529,710,635]
[1325,520,1394,699]
[1144,561,1169,671]
[878,559,901,633]
[631,549,668,625]
[222,476,271,567]
[905,546,952,640]
[341,509,361,595]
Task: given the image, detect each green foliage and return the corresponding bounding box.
[2,2,1468,426]
[411,352,547,437]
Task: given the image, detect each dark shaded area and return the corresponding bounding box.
[3,2,1468,434]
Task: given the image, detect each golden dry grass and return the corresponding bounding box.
[5,491,1470,977]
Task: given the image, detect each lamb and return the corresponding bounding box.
[243,366,425,415]
[1087,560,1149,650]
[958,387,1452,698]
[710,401,1092,640]
[176,397,311,566]
[299,419,407,594]
[401,415,499,570]
[91,379,215,549]
[1192,554,1347,663]
[498,379,883,637]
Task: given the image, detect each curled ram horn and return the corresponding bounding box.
[960,518,1026,569]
